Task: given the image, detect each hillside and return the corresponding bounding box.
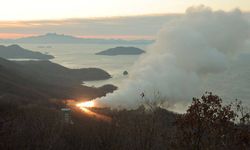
[0,44,54,60]
[0,58,116,101]
[16,60,112,84]
[96,46,145,56]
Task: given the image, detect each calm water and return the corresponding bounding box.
[4,43,250,106]
[17,44,147,87]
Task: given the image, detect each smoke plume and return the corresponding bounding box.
[97,6,250,112]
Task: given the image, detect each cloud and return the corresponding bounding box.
[97,6,250,112]
[0,12,249,40]
[0,15,179,39]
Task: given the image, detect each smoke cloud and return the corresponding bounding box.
[97,6,250,112]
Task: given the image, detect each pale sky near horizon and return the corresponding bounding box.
[0,0,249,21]
[0,0,249,39]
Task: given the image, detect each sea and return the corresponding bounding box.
[4,43,250,106]
[16,43,147,88]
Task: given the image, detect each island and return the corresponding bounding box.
[0,44,54,60]
[0,33,154,45]
[95,46,145,56]
[123,71,128,76]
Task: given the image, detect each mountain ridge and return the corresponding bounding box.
[0,33,154,45]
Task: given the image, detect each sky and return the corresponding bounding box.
[0,0,249,20]
[0,0,249,39]
[0,15,178,39]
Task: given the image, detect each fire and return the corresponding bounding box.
[75,100,111,122]
[76,101,95,108]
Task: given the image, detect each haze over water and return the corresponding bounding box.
[16,43,146,87]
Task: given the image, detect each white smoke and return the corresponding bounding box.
[97,6,250,112]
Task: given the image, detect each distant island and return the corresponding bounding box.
[0,44,54,60]
[96,46,145,56]
[0,33,154,45]
[123,71,128,76]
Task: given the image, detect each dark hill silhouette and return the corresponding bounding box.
[17,60,112,84]
[0,58,116,100]
[96,46,145,55]
[0,44,54,60]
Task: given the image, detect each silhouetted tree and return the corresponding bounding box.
[175,92,250,150]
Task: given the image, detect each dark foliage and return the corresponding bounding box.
[0,87,249,150]
[175,92,250,150]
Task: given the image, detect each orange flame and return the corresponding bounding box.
[75,100,111,122]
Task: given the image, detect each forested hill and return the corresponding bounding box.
[0,58,116,101]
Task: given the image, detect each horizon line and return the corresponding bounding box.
[0,33,155,40]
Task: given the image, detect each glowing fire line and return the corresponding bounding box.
[76,101,95,108]
[75,101,111,122]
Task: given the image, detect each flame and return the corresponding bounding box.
[79,107,111,122]
[76,101,95,108]
[75,100,111,122]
